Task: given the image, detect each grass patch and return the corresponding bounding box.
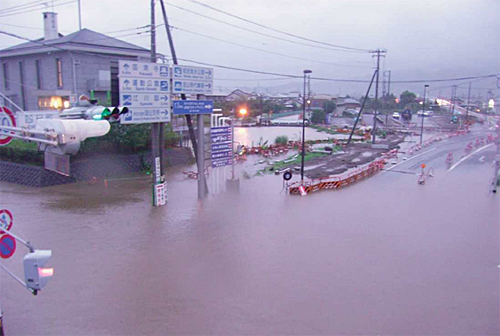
[5,139,38,150]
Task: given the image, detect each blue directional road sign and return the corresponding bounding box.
[173,100,214,115]
[210,126,233,168]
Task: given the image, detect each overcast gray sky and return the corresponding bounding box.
[1,0,499,99]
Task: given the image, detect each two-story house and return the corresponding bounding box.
[0,12,151,111]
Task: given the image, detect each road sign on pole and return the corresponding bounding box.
[211,126,232,168]
[0,107,16,146]
[118,60,171,124]
[171,65,213,95]
[172,100,213,115]
[0,209,13,234]
[0,235,16,259]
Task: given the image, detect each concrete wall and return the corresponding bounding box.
[0,147,194,187]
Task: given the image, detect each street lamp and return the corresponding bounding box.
[301,70,312,184]
[420,84,429,144]
[231,107,247,181]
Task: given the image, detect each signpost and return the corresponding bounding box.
[171,65,213,95]
[0,210,15,259]
[211,126,232,169]
[173,100,214,115]
[170,65,214,200]
[118,60,171,125]
[0,106,16,146]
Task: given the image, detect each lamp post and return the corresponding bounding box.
[420,84,429,144]
[301,70,312,184]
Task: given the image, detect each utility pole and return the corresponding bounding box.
[159,0,208,195]
[420,84,429,144]
[493,120,500,193]
[450,85,457,115]
[150,0,165,204]
[371,49,386,144]
[465,82,472,129]
[348,70,377,145]
[383,70,391,124]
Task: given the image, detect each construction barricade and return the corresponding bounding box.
[288,159,385,195]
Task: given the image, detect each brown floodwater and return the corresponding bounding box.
[0,133,498,335]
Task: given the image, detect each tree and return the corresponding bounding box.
[323,100,336,114]
[399,91,416,108]
[381,93,398,112]
[311,109,326,124]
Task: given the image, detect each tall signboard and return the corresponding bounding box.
[211,126,232,168]
[118,61,171,124]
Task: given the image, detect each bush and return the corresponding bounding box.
[0,146,44,166]
[275,135,288,145]
[77,123,181,158]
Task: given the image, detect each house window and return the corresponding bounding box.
[36,60,42,89]
[2,63,9,90]
[56,58,63,88]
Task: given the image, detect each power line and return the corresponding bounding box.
[0,0,77,17]
[167,2,368,55]
[171,25,368,68]
[177,57,500,84]
[0,0,47,14]
[182,0,372,53]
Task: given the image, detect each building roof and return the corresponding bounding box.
[0,28,150,58]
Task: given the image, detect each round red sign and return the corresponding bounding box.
[0,106,16,145]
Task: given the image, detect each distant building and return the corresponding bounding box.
[225,89,259,102]
[0,12,150,111]
[335,97,361,116]
[309,93,336,110]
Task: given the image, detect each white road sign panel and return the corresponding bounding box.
[120,108,170,124]
[119,61,170,78]
[119,77,169,93]
[121,93,170,108]
[119,59,172,124]
[172,65,213,81]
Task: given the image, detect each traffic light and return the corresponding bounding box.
[86,106,129,121]
[108,107,129,121]
[23,249,53,294]
[36,119,111,155]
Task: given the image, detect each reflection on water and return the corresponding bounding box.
[234,126,332,147]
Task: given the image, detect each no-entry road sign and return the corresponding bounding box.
[0,234,16,259]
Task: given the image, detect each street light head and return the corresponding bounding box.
[239,108,247,116]
[425,84,429,88]
[304,70,312,74]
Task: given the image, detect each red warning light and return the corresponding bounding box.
[38,268,54,277]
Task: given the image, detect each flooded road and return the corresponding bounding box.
[0,133,499,335]
[233,126,343,147]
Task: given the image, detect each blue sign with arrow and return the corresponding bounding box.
[173,100,214,115]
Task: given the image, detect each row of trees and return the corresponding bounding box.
[214,89,431,122]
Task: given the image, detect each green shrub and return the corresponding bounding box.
[275,135,288,145]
